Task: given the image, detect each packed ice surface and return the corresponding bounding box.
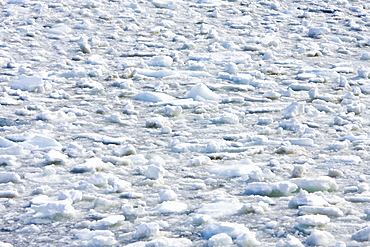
[2,0,370,246]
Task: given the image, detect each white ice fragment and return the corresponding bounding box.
[11,75,46,92]
[192,214,214,225]
[290,176,338,192]
[295,215,330,226]
[186,84,220,101]
[146,56,173,67]
[75,229,117,245]
[308,27,330,38]
[275,235,304,247]
[0,172,21,183]
[208,233,233,247]
[225,62,239,75]
[31,198,76,219]
[44,150,68,165]
[17,224,41,234]
[136,92,175,102]
[288,190,328,209]
[47,23,72,35]
[211,113,239,124]
[144,164,166,180]
[0,242,13,247]
[23,135,62,151]
[58,190,82,203]
[202,222,250,240]
[78,36,91,54]
[288,138,314,146]
[238,201,269,214]
[71,158,114,173]
[188,156,211,166]
[159,189,177,202]
[114,144,137,156]
[351,226,370,242]
[92,215,126,230]
[244,181,298,197]
[141,237,192,247]
[196,198,243,218]
[164,105,182,117]
[298,206,344,217]
[306,230,335,246]
[0,156,17,166]
[134,222,159,239]
[235,231,260,246]
[283,102,305,119]
[152,201,188,214]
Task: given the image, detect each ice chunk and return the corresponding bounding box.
[135,92,176,102]
[0,156,17,167]
[151,201,188,214]
[283,102,305,119]
[295,215,330,226]
[159,189,177,202]
[202,222,250,240]
[244,182,298,197]
[288,190,328,209]
[134,222,159,239]
[58,190,82,203]
[235,231,260,246]
[238,201,269,214]
[290,177,338,192]
[0,172,21,183]
[208,233,233,247]
[308,27,330,38]
[211,113,239,124]
[144,164,166,180]
[11,75,46,92]
[147,56,173,67]
[275,235,304,247]
[196,198,243,218]
[71,158,114,173]
[298,206,344,217]
[31,198,76,219]
[306,230,335,246]
[186,84,220,101]
[47,23,72,35]
[92,215,126,230]
[44,150,68,165]
[352,226,370,242]
[23,135,62,151]
[114,144,137,156]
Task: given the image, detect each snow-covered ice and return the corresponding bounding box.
[2,0,370,246]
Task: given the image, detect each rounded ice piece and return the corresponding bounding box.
[152,201,188,214]
[208,233,233,247]
[290,176,338,192]
[134,222,159,239]
[275,234,304,247]
[306,230,335,246]
[288,190,328,209]
[295,215,330,226]
[147,56,173,67]
[308,27,330,38]
[202,222,250,239]
[159,189,178,202]
[236,231,260,246]
[11,75,45,92]
[136,92,175,102]
[244,182,298,197]
[352,226,370,242]
[186,84,220,101]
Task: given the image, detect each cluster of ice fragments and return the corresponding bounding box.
[2,0,370,246]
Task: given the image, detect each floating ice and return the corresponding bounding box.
[186,84,220,101]
[92,215,126,230]
[235,231,260,246]
[202,222,251,240]
[295,215,330,226]
[44,150,68,165]
[152,201,188,214]
[288,190,328,209]
[71,158,114,173]
[0,172,21,183]
[147,56,173,67]
[275,235,304,247]
[134,222,160,239]
[11,75,47,93]
[74,229,117,246]
[196,198,243,218]
[352,226,370,242]
[31,198,76,219]
[283,102,305,119]
[0,156,17,167]
[244,181,298,197]
[298,206,344,217]
[46,23,72,36]
[135,92,176,102]
[208,233,233,247]
[306,230,335,246]
[290,176,338,192]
